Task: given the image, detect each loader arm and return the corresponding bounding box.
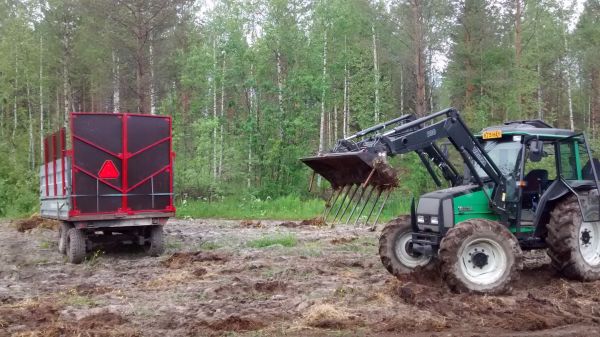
[378,108,506,210]
[326,113,463,188]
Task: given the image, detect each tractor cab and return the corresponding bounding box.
[473,121,600,238]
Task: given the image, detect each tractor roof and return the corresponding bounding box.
[478,119,578,139]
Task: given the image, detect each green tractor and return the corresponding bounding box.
[302,108,600,294]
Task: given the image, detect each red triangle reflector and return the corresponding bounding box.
[98,160,120,179]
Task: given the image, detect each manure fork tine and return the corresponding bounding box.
[335,184,359,223]
[345,184,367,225]
[364,187,384,227]
[323,187,342,220]
[332,185,352,225]
[369,188,393,231]
[354,185,376,226]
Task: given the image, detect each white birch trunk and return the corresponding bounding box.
[537,62,543,120]
[0,102,3,137]
[247,63,258,188]
[62,31,71,126]
[276,48,284,139]
[372,24,380,123]
[40,35,44,163]
[319,29,328,155]
[149,37,156,115]
[218,51,226,178]
[27,79,34,170]
[63,61,70,126]
[333,104,338,141]
[343,35,349,138]
[327,109,331,147]
[112,50,120,113]
[13,47,18,140]
[212,39,218,180]
[562,32,574,131]
[400,66,404,114]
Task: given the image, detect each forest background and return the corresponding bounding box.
[1,0,599,220]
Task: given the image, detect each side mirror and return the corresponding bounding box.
[529,140,544,162]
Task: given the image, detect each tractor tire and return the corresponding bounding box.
[66,228,87,264]
[144,226,164,257]
[439,219,522,294]
[379,216,433,276]
[58,222,72,254]
[547,194,600,281]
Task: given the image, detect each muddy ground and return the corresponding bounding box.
[1,218,600,337]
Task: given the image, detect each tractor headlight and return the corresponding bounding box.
[417,215,425,223]
[430,216,439,225]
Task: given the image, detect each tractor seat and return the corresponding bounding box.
[522,169,549,211]
[523,169,549,193]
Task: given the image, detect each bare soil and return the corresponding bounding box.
[2,218,600,336]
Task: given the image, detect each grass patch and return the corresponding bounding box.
[62,290,97,308]
[199,241,222,250]
[38,240,53,249]
[176,195,324,220]
[247,233,298,248]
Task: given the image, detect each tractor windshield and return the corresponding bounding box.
[474,140,522,179]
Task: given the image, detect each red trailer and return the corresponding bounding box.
[40,112,175,263]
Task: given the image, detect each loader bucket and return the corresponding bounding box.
[301,151,397,228]
[301,151,397,189]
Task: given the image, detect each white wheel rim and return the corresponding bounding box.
[459,238,507,285]
[579,221,600,266]
[394,231,431,268]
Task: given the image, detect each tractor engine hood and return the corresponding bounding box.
[414,184,483,232]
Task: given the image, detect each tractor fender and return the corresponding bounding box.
[533,180,571,237]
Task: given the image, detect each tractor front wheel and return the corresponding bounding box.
[439,219,522,294]
[379,216,433,276]
[547,194,600,280]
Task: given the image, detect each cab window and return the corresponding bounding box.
[559,141,581,180]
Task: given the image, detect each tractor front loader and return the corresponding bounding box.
[302,107,600,294]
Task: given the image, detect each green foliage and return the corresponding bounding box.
[0,142,38,218]
[247,233,298,248]
[177,194,324,220]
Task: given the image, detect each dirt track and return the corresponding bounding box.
[2,218,600,337]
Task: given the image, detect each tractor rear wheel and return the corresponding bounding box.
[547,194,600,280]
[379,216,433,276]
[439,219,522,294]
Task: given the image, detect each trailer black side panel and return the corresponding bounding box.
[71,113,173,216]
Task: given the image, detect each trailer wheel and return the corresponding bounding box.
[547,194,600,281]
[58,222,72,254]
[66,228,87,264]
[379,216,433,275]
[144,226,164,257]
[439,219,522,294]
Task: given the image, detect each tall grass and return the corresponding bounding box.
[176,194,324,220]
[176,192,413,222]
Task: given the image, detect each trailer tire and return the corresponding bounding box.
[66,228,87,264]
[144,226,164,257]
[58,222,72,254]
[379,216,434,275]
[439,219,522,294]
[547,194,600,281]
